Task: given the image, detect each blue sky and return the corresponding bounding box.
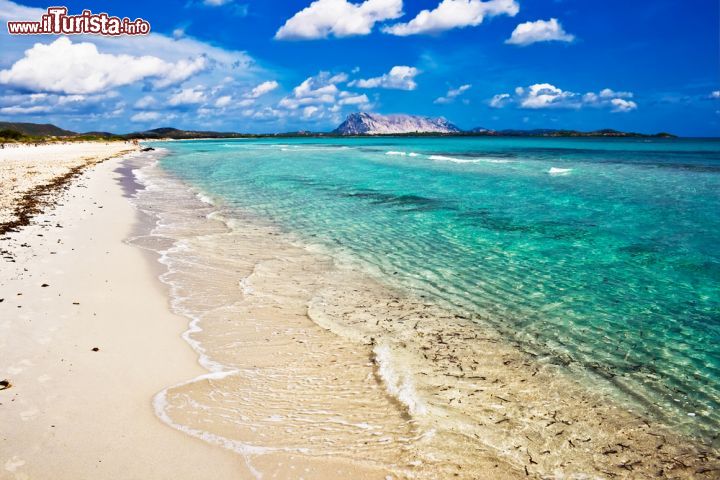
[0,0,718,135]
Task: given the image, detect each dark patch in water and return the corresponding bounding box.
[345,190,452,212]
[457,210,592,238]
[617,243,661,256]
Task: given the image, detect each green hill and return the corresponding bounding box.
[0,121,76,137]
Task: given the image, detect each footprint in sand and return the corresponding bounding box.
[4,456,25,472]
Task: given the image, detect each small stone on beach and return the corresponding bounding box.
[91,347,99,352]
[41,283,49,287]
[0,379,11,390]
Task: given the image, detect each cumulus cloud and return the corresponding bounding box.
[245,80,280,98]
[518,83,578,109]
[279,73,341,109]
[711,91,720,99]
[0,105,51,115]
[0,90,122,117]
[490,83,638,112]
[275,0,403,40]
[168,87,207,106]
[338,93,370,105]
[302,105,321,118]
[0,1,266,131]
[214,95,233,107]
[383,0,518,36]
[0,37,207,95]
[276,71,372,123]
[130,111,163,122]
[506,18,574,46]
[349,66,420,90]
[434,84,471,104]
[134,95,157,109]
[489,92,511,108]
[608,98,638,113]
[241,106,287,121]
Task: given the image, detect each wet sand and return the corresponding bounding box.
[130,151,720,479]
[0,145,245,479]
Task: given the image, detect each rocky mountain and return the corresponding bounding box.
[334,112,461,135]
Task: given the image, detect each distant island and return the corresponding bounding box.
[0,114,677,142]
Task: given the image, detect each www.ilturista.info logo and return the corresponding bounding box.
[7,7,151,35]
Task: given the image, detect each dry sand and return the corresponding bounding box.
[0,144,244,479]
[0,142,136,226]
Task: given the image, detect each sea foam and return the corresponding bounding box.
[385,151,419,157]
[373,344,427,417]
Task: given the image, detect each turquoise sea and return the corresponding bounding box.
[153,136,720,441]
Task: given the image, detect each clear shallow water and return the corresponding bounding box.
[153,136,720,440]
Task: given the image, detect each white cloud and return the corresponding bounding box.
[710,90,720,99]
[338,93,370,105]
[329,72,349,83]
[275,0,403,40]
[168,87,207,106]
[506,18,574,46]
[491,83,638,112]
[434,83,471,104]
[215,95,232,107]
[0,105,51,115]
[609,98,638,112]
[276,71,371,123]
[277,71,357,111]
[0,37,207,95]
[0,90,119,117]
[302,105,321,118]
[383,0,518,36]
[489,92,511,108]
[0,1,255,78]
[599,88,633,99]
[240,106,288,122]
[130,111,162,122]
[245,80,280,98]
[349,66,420,90]
[134,95,157,109]
[520,83,578,109]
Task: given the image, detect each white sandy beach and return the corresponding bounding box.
[1,142,718,480]
[0,144,244,479]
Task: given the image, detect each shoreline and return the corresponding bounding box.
[0,144,244,478]
[130,148,719,479]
